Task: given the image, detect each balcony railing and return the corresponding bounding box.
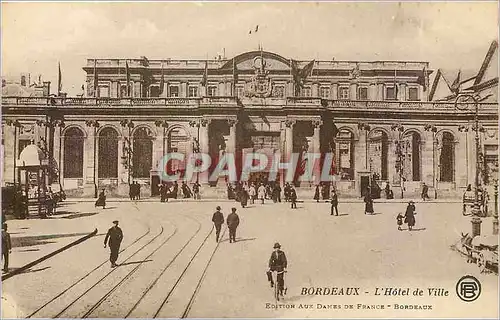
[1,96,497,113]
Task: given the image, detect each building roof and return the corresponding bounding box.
[2,83,36,97]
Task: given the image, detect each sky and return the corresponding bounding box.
[1,1,498,96]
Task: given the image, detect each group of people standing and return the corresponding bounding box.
[227,182,299,209]
[158,181,201,203]
[129,181,142,200]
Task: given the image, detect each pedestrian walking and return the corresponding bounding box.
[181,181,192,198]
[136,181,141,200]
[421,183,430,201]
[239,188,249,208]
[330,190,339,216]
[104,220,123,267]
[226,207,240,243]
[274,184,282,202]
[258,184,266,204]
[212,206,224,242]
[290,187,297,209]
[396,212,404,231]
[313,185,320,202]
[266,242,287,296]
[404,200,417,231]
[364,189,374,215]
[192,181,201,200]
[249,184,256,204]
[129,183,134,200]
[95,189,106,209]
[2,223,12,273]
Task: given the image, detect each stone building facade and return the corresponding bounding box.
[2,45,498,198]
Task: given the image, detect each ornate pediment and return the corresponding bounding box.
[221,51,291,71]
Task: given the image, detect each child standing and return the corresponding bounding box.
[396,212,404,231]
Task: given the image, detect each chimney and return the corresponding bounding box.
[43,81,51,96]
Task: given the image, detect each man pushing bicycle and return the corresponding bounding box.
[267,242,288,297]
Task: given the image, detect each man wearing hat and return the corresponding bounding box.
[267,242,288,296]
[2,223,12,273]
[212,206,224,243]
[104,220,123,267]
[226,207,240,243]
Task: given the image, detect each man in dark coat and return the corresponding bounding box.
[405,200,417,231]
[2,223,12,273]
[104,220,123,267]
[290,187,297,209]
[172,181,179,199]
[421,183,429,201]
[212,206,224,243]
[313,185,320,202]
[274,184,282,203]
[364,189,374,214]
[267,242,288,296]
[226,207,240,243]
[239,188,249,208]
[330,190,339,216]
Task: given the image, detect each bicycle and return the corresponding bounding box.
[271,270,287,301]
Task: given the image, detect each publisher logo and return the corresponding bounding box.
[456,275,481,302]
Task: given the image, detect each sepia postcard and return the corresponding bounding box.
[1,1,499,319]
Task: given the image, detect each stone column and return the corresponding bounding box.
[331,83,338,100]
[456,130,468,188]
[398,83,406,101]
[218,82,225,96]
[312,83,319,97]
[53,126,62,183]
[312,120,322,184]
[85,126,96,193]
[350,83,357,100]
[355,127,367,172]
[284,120,295,161]
[198,119,211,184]
[421,130,434,186]
[369,83,377,100]
[227,119,237,154]
[287,82,294,97]
[378,83,385,100]
[388,138,396,187]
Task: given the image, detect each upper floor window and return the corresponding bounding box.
[320,86,330,99]
[207,86,217,97]
[386,86,397,100]
[358,87,368,100]
[338,87,349,100]
[273,85,285,98]
[408,87,419,101]
[236,85,245,97]
[169,85,179,97]
[98,85,110,98]
[301,87,312,97]
[188,86,198,97]
[150,86,160,98]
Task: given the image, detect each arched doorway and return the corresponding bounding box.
[334,129,355,181]
[63,127,84,179]
[439,132,455,182]
[368,129,388,180]
[98,127,119,178]
[167,126,190,178]
[132,127,153,179]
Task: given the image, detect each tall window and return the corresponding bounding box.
[439,132,455,182]
[98,127,118,178]
[150,86,160,97]
[236,85,245,97]
[132,127,153,178]
[301,87,312,97]
[358,87,368,100]
[386,86,397,100]
[63,127,84,178]
[208,86,217,97]
[338,87,349,100]
[169,85,179,97]
[335,129,355,180]
[408,87,419,101]
[368,130,388,180]
[188,86,198,97]
[320,86,330,98]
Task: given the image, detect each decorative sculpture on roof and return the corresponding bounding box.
[245,55,272,98]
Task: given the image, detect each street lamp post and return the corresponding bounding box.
[455,92,482,237]
[391,123,405,199]
[424,124,438,199]
[85,120,100,198]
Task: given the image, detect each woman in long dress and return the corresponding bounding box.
[405,200,416,231]
[364,190,374,215]
[95,189,106,209]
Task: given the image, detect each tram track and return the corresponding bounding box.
[26,202,151,318]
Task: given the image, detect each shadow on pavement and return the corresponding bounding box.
[12,232,93,248]
[4,266,51,277]
[118,259,153,267]
[220,237,257,243]
[17,248,41,252]
[61,212,99,219]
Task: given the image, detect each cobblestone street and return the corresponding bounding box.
[1,199,498,318]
